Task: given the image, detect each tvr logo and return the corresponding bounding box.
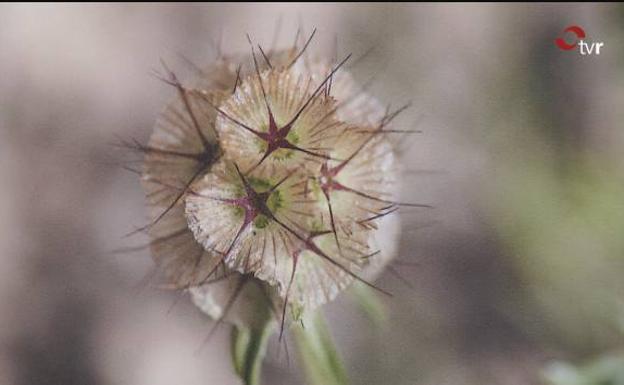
[555,25,605,55]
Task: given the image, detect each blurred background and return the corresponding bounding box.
[1,3,623,385]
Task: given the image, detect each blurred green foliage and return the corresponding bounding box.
[544,352,624,385]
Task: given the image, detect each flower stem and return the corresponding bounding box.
[294,311,349,385]
[231,320,274,385]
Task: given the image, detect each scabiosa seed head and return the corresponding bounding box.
[137,32,419,334]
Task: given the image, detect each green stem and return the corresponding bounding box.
[350,281,387,328]
[231,320,274,385]
[293,311,349,385]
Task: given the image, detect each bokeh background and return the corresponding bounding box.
[1,3,623,385]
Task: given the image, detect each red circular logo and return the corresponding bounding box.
[555,25,586,50]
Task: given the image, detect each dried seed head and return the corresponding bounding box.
[139,34,412,329]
